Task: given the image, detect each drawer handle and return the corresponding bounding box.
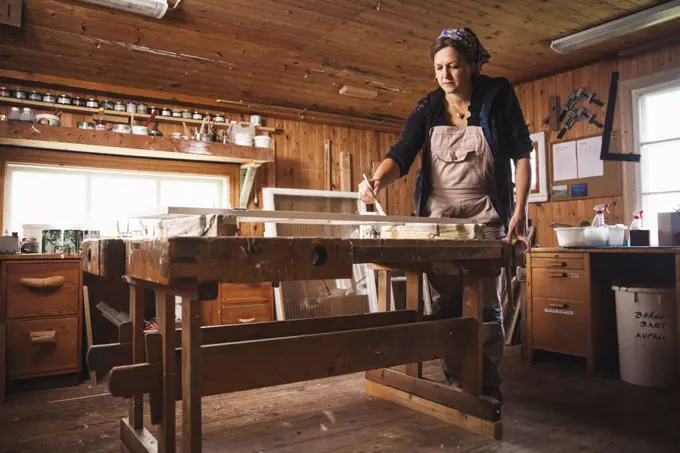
[30,330,57,344]
[20,276,65,289]
[549,303,568,309]
[548,272,568,278]
[549,262,567,268]
[238,318,256,324]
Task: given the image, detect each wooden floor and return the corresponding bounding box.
[1,346,679,452]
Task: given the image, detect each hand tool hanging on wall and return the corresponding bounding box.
[557,106,604,138]
[543,87,605,130]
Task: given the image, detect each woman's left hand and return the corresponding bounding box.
[504,211,531,251]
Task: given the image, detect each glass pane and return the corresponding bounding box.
[90,175,158,235]
[8,170,87,234]
[639,140,680,194]
[639,84,680,143]
[641,192,680,246]
[160,178,225,208]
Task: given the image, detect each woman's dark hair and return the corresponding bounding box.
[430,37,474,64]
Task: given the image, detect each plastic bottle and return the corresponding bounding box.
[630,210,643,230]
[591,204,609,227]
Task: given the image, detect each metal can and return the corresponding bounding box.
[13,89,26,100]
[42,93,56,103]
[86,98,99,108]
[102,99,114,110]
[29,91,43,101]
[214,113,226,122]
[136,102,147,114]
[182,110,192,119]
[72,97,84,107]
[171,132,182,139]
[114,101,126,111]
[0,87,10,97]
[126,101,137,113]
[149,106,160,115]
[172,110,182,118]
[192,111,203,120]
[161,107,172,116]
[57,94,72,105]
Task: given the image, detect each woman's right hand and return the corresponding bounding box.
[358,178,381,204]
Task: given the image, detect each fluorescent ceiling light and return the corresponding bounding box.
[551,0,680,54]
[75,0,181,19]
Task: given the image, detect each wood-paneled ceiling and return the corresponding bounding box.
[0,0,677,122]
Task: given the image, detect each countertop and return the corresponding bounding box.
[532,246,680,254]
[0,253,82,260]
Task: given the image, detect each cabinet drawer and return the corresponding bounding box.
[6,316,80,379]
[221,282,272,304]
[532,256,584,270]
[532,268,588,301]
[221,302,273,324]
[532,298,590,357]
[5,261,80,319]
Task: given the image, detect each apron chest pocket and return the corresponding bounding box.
[431,147,477,163]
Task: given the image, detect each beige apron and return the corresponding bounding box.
[424,125,506,389]
[425,125,504,239]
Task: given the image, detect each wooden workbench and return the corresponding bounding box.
[526,246,680,378]
[84,235,517,452]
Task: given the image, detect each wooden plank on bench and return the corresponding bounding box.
[82,238,126,276]
[351,239,503,264]
[108,318,476,398]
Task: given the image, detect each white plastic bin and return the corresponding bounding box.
[613,285,678,388]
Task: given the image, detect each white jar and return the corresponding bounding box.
[8,107,21,121]
[19,108,35,122]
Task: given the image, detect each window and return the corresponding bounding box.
[3,163,230,236]
[634,81,680,244]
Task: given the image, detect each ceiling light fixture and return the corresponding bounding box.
[550,0,680,54]
[75,0,182,19]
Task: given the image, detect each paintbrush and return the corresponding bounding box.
[362,173,386,215]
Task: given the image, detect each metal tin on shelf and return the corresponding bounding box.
[172,110,182,118]
[72,97,84,106]
[42,93,56,103]
[136,102,148,114]
[0,87,10,97]
[192,111,203,120]
[101,99,114,110]
[57,94,72,105]
[161,107,172,116]
[182,110,192,119]
[113,101,126,111]
[86,98,99,108]
[149,106,160,115]
[29,91,43,101]
[126,101,137,113]
[214,113,226,122]
[13,89,26,100]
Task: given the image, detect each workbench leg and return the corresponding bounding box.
[182,299,202,453]
[157,292,176,453]
[405,272,423,378]
[676,254,680,384]
[378,270,390,313]
[129,285,145,430]
[461,274,484,395]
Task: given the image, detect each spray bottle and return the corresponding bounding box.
[630,210,643,231]
[591,204,609,227]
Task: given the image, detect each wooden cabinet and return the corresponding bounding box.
[528,251,594,373]
[201,282,274,326]
[0,256,82,402]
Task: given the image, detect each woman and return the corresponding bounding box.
[358,28,532,403]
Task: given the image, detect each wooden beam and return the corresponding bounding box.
[157,292,176,453]
[365,381,503,440]
[181,299,202,453]
[108,318,476,398]
[119,418,158,453]
[87,311,422,375]
[353,240,503,264]
[126,237,355,285]
[0,69,403,133]
[365,368,500,421]
[129,285,145,430]
[405,272,424,378]
[324,140,332,191]
[0,122,274,165]
[461,275,484,395]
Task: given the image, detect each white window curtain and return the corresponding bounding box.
[635,82,680,245]
[3,163,229,236]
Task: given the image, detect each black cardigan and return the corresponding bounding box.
[385,74,533,229]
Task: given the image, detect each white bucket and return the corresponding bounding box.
[613,285,678,388]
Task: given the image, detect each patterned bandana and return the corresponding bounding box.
[437,28,490,73]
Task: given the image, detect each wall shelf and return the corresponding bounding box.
[0,122,274,165]
[0,97,278,134]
